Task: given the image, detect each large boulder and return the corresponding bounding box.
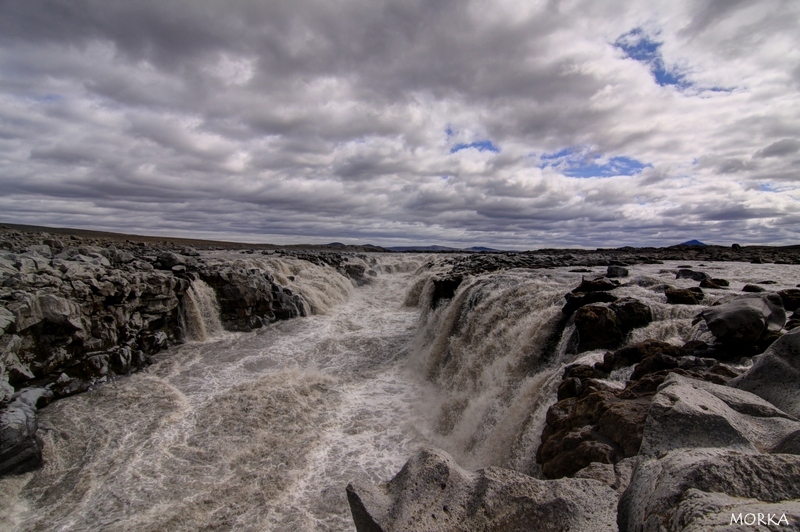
[574,305,623,351]
[676,269,710,282]
[619,373,800,531]
[0,388,52,476]
[346,448,618,532]
[730,328,800,418]
[699,294,786,346]
[574,300,652,353]
[618,450,800,531]
[665,287,704,305]
[639,374,800,459]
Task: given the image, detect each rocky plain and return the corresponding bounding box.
[2,223,800,531]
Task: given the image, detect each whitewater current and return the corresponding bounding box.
[1,255,797,531]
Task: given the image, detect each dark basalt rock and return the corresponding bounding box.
[199,267,306,331]
[541,340,748,480]
[665,286,704,305]
[779,288,800,311]
[572,278,619,293]
[430,276,463,308]
[699,277,729,289]
[572,299,653,353]
[575,306,624,352]
[676,269,710,282]
[730,328,800,418]
[699,294,785,348]
[610,298,652,333]
[606,265,629,278]
[742,283,766,293]
[562,291,618,316]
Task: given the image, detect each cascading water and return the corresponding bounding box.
[1,255,797,531]
[0,253,436,532]
[405,260,800,478]
[182,278,225,341]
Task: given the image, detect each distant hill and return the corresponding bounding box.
[677,240,707,247]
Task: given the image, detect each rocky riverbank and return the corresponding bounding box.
[2,226,800,530]
[349,258,800,531]
[0,226,374,476]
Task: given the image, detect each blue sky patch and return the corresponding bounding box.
[451,140,500,154]
[539,146,649,177]
[615,28,687,88]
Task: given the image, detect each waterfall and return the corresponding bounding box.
[408,269,578,474]
[182,279,224,341]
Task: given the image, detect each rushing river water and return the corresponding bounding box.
[1,255,797,531]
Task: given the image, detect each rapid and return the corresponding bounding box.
[1,254,796,531]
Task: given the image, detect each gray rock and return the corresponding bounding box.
[640,374,799,459]
[618,450,800,531]
[0,306,14,333]
[665,287,704,305]
[346,448,618,532]
[700,294,786,346]
[676,269,710,282]
[0,388,52,475]
[606,265,629,278]
[730,328,800,418]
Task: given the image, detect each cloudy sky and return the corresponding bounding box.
[1,0,799,248]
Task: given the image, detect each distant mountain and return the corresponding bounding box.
[678,240,707,247]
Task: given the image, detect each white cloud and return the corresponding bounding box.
[0,0,797,247]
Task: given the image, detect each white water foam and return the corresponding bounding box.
[0,255,436,532]
[1,258,797,530]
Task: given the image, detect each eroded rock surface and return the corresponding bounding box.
[346,448,618,532]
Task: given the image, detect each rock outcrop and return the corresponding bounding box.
[346,448,618,532]
[618,374,800,531]
[0,228,370,478]
[730,328,800,418]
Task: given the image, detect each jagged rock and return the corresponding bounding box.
[609,298,652,333]
[199,266,305,330]
[639,374,799,459]
[346,448,618,532]
[575,305,623,351]
[574,301,652,355]
[538,385,652,478]
[0,306,15,333]
[596,340,684,373]
[606,265,628,278]
[676,269,710,282]
[730,328,800,418]
[699,294,786,347]
[620,373,800,530]
[155,251,186,270]
[787,311,800,331]
[430,276,463,308]
[779,288,800,311]
[573,458,635,494]
[0,388,52,476]
[619,450,800,531]
[665,286,704,305]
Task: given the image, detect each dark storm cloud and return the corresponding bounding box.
[0,0,798,248]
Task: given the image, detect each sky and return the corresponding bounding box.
[1,0,799,249]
